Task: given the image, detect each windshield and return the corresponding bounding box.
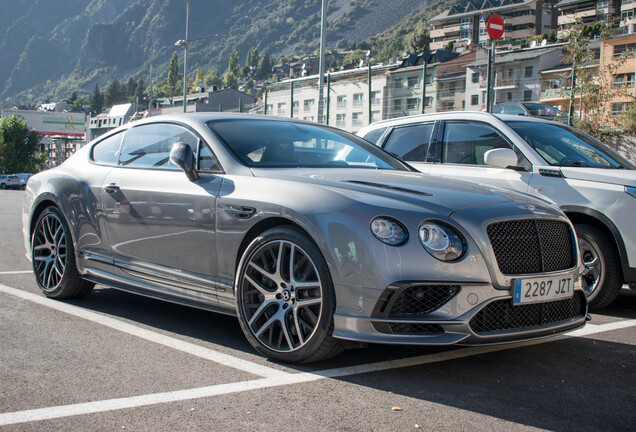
[505,121,633,169]
[521,103,563,118]
[207,119,410,170]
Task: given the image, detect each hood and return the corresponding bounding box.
[251,168,553,216]
[559,167,636,187]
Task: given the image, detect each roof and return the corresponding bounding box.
[431,0,535,22]
[470,46,562,67]
[554,0,594,8]
[108,103,134,117]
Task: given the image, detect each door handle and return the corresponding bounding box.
[103,184,120,194]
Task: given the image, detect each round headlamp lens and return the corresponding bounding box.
[419,222,465,261]
[371,217,408,246]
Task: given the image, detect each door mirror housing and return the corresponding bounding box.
[484,148,518,169]
[170,142,199,182]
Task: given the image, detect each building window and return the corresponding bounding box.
[352,112,363,126]
[611,102,627,116]
[614,43,636,58]
[407,77,419,88]
[393,99,402,111]
[612,73,635,87]
[336,113,346,127]
[471,94,479,105]
[292,101,299,114]
[371,110,381,122]
[303,116,314,122]
[277,102,286,115]
[393,77,403,89]
[371,91,381,105]
[525,66,533,78]
[596,0,609,8]
[265,104,273,113]
[507,92,513,101]
[303,99,314,112]
[353,93,364,107]
[472,72,479,83]
[336,95,347,109]
[523,90,532,101]
[424,96,432,107]
[406,98,419,110]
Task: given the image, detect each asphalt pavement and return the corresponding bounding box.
[0,189,634,431]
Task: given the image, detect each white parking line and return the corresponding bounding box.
[0,283,288,380]
[0,270,32,274]
[1,319,634,426]
[1,282,635,426]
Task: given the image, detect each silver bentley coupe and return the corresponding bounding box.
[23,113,587,363]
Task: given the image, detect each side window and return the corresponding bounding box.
[492,104,505,114]
[442,122,510,165]
[361,127,388,145]
[504,104,526,115]
[91,132,123,165]
[383,123,435,162]
[119,123,198,169]
[198,142,222,172]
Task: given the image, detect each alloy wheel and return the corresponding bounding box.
[240,239,323,353]
[33,212,67,291]
[579,237,601,296]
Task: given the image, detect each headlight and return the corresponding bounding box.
[371,217,408,246]
[627,186,636,199]
[418,221,465,261]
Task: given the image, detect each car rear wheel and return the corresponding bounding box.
[32,206,94,299]
[576,224,622,310]
[235,227,342,363]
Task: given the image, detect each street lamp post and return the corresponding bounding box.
[175,2,225,113]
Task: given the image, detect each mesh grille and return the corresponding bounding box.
[487,219,575,274]
[372,285,461,318]
[470,291,586,334]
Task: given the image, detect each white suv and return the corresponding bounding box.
[358,112,636,309]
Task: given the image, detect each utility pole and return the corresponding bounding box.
[182,2,190,113]
[317,0,328,124]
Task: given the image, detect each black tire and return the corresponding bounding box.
[575,224,623,310]
[235,226,343,363]
[32,206,94,299]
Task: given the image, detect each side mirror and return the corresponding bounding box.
[484,148,518,169]
[170,142,199,182]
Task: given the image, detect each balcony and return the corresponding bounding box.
[508,14,535,26]
[437,89,456,99]
[540,88,569,101]
[506,29,535,39]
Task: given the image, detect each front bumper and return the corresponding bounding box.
[333,282,587,345]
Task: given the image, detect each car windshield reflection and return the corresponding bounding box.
[207,119,409,170]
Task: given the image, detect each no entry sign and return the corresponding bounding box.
[486,14,504,40]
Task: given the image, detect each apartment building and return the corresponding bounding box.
[601,31,636,117]
[262,64,395,133]
[556,0,619,27]
[434,51,477,112]
[466,45,564,110]
[430,0,557,51]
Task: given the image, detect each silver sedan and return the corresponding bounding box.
[22,113,587,363]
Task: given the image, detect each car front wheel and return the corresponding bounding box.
[32,206,94,299]
[576,224,622,310]
[235,227,342,363]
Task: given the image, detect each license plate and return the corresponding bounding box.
[513,274,574,305]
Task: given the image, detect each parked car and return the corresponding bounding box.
[23,113,587,363]
[492,102,566,120]
[358,111,636,310]
[0,174,25,190]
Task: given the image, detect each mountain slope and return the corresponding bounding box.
[0,0,445,107]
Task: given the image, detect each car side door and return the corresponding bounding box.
[426,120,534,193]
[378,122,437,173]
[100,122,224,300]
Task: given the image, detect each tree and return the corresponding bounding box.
[205,68,223,90]
[90,83,104,114]
[105,79,129,107]
[227,49,240,77]
[0,115,44,174]
[246,47,259,69]
[191,66,205,92]
[224,70,238,89]
[167,51,181,102]
[409,29,430,52]
[258,52,272,79]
